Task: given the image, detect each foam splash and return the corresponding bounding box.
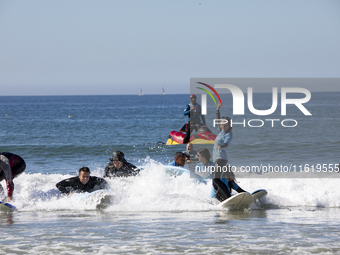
[2,159,340,212]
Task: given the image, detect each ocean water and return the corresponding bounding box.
[0,93,339,254]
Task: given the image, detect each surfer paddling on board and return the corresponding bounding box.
[103,151,140,178]
[211,103,248,201]
[56,167,108,195]
[182,95,206,144]
[168,152,186,167]
[0,152,26,202]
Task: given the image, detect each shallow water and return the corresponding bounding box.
[2,163,340,254]
[0,93,339,254]
[2,208,340,254]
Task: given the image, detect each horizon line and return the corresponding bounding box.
[0,91,339,97]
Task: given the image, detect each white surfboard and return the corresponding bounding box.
[70,189,111,209]
[164,166,191,176]
[218,192,254,209]
[164,166,207,180]
[251,189,268,201]
[137,165,191,176]
[0,201,17,212]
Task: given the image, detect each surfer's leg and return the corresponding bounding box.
[213,178,231,202]
[183,124,191,144]
[212,159,228,179]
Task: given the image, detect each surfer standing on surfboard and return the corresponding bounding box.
[182,95,206,144]
[211,104,247,202]
[0,152,26,202]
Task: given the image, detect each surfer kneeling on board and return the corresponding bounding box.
[168,152,186,167]
[56,167,108,195]
[0,152,26,202]
[211,167,247,202]
[103,151,140,178]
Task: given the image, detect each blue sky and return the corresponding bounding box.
[0,0,339,95]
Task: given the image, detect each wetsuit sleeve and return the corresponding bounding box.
[103,164,111,178]
[86,177,109,192]
[216,109,222,132]
[231,181,247,193]
[56,177,77,194]
[125,163,140,174]
[216,109,221,120]
[95,177,108,189]
[184,105,190,116]
[0,155,14,197]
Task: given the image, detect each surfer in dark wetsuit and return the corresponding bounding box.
[56,167,108,195]
[183,95,206,144]
[211,168,247,202]
[0,152,26,202]
[211,103,247,202]
[103,151,140,178]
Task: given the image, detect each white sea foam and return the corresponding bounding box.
[2,159,340,212]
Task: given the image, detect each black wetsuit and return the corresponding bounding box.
[56,176,108,195]
[103,161,140,178]
[212,178,246,202]
[0,152,26,198]
[183,103,206,144]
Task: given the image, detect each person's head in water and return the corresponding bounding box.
[174,152,186,167]
[190,94,197,105]
[197,148,211,165]
[220,116,232,133]
[110,151,125,169]
[78,167,90,185]
[186,143,193,152]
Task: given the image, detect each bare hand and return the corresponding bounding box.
[217,103,222,111]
